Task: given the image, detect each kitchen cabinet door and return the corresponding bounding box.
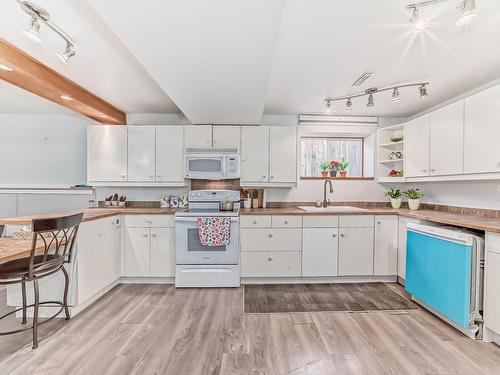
[156,126,184,183]
[127,126,155,181]
[374,215,398,276]
[77,217,118,304]
[464,84,500,174]
[241,126,269,183]
[405,115,430,178]
[184,125,212,149]
[397,216,420,281]
[486,248,500,335]
[87,125,127,182]
[150,228,174,277]
[430,101,464,176]
[269,126,297,183]
[302,228,338,277]
[123,228,150,277]
[338,227,374,276]
[212,126,241,149]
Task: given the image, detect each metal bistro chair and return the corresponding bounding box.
[0,213,83,349]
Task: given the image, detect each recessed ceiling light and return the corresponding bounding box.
[410,7,428,33]
[456,0,477,25]
[0,63,14,72]
[56,43,76,64]
[22,16,41,43]
[60,95,73,101]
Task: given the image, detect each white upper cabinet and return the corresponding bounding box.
[184,125,212,149]
[429,101,464,176]
[212,126,241,149]
[241,126,269,183]
[464,84,500,174]
[374,215,398,276]
[88,125,127,182]
[127,126,155,181]
[156,126,184,183]
[405,115,430,178]
[269,127,297,183]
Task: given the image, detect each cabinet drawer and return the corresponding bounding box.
[240,229,301,252]
[241,251,301,277]
[272,215,302,228]
[241,215,272,228]
[339,215,374,228]
[303,215,339,228]
[125,215,174,228]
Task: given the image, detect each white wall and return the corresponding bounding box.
[0,114,91,188]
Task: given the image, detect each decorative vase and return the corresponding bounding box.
[329,170,337,177]
[408,198,420,210]
[321,171,329,177]
[390,198,401,209]
[339,171,347,178]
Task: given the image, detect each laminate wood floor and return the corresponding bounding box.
[0,283,500,375]
[244,282,418,313]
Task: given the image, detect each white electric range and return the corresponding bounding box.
[174,190,240,288]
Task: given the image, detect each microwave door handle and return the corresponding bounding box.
[221,155,227,179]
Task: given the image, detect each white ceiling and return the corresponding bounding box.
[2,0,500,122]
[0,0,179,115]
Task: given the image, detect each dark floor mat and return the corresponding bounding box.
[244,282,418,313]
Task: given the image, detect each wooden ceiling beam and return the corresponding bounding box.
[0,38,126,124]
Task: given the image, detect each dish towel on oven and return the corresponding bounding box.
[197,217,231,246]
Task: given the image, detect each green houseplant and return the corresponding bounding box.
[403,188,423,210]
[329,160,340,177]
[385,188,402,209]
[338,159,349,177]
[319,161,330,177]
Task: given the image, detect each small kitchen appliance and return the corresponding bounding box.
[175,190,240,287]
[184,148,240,180]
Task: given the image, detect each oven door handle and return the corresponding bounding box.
[175,217,239,223]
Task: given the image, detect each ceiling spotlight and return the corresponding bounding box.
[367,93,374,107]
[56,43,76,64]
[456,0,477,25]
[0,63,14,72]
[345,98,353,111]
[409,7,428,33]
[323,99,334,115]
[419,84,428,100]
[392,88,400,103]
[22,16,41,43]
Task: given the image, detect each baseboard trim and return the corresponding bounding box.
[241,275,397,284]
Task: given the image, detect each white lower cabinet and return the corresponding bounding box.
[77,217,120,304]
[241,251,301,277]
[302,228,338,277]
[485,233,500,338]
[240,228,302,252]
[123,227,151,277]
[150,228,174,277]
[338,227,374,276]
[397,216,420,280]
[374,215,398,276]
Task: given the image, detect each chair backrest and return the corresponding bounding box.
[29,213,83,277]
[0,225,4,238]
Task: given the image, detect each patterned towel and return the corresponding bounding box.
[197,217,231,247]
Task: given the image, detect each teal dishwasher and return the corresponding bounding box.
[406,223,484,339]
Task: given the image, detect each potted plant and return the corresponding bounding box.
[385,188,402,209]
[403,188,423,210]
[319,161,330,177]
[329,160,340,177]
[338,159,349,177]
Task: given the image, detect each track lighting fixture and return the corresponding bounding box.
[323,99,334,115]
[322,82,429,112]
[409,7,428,33]
[345,98,353,111]
[17,1,76,64]
[456,0,477,25]
[419,84,428,100]
[56,43,76,65]
[392,88,400,103]
[22,16,41,43]
[407,0,479,29]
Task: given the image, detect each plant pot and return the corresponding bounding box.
[408,198,420,211]
[339,171,347,178]
[390,198,402,209]
[321,171,329,177]
[329,170,337,177]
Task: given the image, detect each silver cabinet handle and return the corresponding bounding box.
[146,220,152,224]
[157,174,162,178]
[149,175,154,178]
[151,233,157,237]
[377,220,382,224]
[332,233,337,238]
[268,256,273,261]
[143,233,148,237]
[422,169,428,172]
[284,220,289,224]
[268,233,273,238]
[121,173,126,178]
[271,175,275,179]
[340,233,345,237]
[430,169,436,172]
[262,175,267,179]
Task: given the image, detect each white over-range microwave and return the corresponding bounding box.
[184,148,240,180]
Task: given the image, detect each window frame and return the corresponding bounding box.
[299,136,373,180]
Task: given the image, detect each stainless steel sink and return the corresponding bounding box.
[297,206,368,212]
